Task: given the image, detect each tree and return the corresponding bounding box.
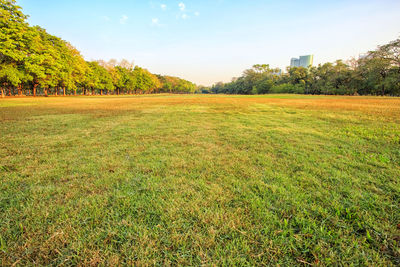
[0,0,28,96]
[1,0,199,97]
[22,26,61,96]
[358,55,392,95]
[85,61,114,95]
[55,40,88,96]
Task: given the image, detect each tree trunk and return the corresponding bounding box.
[100,89,103,95]
[92,89,94,95]
[44,88,48,97]
[1,87,4,98]
[55,87,58,96]
[18,85,22,96]
[33,84,37,97]
[8,87,11,96]
[74,89,77,96]
[63,87,66,96]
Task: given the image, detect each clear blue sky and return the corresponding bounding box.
[16,0,400,85]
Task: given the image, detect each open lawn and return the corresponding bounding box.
[0,95,399,265]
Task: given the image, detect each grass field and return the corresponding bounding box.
[0,95,399,265]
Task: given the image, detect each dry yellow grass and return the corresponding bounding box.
[1,94,400,120]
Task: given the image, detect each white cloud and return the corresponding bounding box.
[194,11,200,17]
[182,14,188,19]
[178,2,185,11]
[152,18,160,26]
[120,15,128,24]
[161,4,167,10]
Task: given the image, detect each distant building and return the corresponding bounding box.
[290,58,300,67]
[290,55,314,68]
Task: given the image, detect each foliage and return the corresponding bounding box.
[210,39,400,96]
[0,1,196,96]
[270,83,305,94]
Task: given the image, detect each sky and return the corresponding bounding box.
[16,0,400,86]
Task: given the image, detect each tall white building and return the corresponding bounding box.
[290,55,313,68]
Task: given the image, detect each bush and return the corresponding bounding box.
[270,83,305,94]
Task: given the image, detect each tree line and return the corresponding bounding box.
[208,38,400,96]
[0,0,196,97]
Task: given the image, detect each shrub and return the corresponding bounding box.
[270,83,305,94]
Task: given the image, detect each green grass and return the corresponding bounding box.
[0,95,399,265]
